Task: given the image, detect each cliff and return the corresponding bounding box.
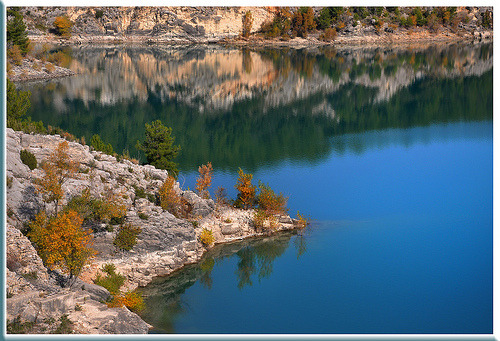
[19,6,493,45]
[6,128,299,334]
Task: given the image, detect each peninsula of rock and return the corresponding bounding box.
[6,128,301,333]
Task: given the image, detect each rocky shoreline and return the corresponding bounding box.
[6,128,302,333]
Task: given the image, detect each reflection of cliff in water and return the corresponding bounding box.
[23,43,493,173]
[33,42,492,112]
[139,232,301,333]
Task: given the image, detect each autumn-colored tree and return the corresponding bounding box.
[195,162,213,199]
[34,141,78,216]
[53,16,73,37]
[7,45,23,65]
[28,210,95,286]
[242,10,253,38]
[292,11,304,37]
[301,7,316,32]
[234,168,256,209]
[159,175,181,215]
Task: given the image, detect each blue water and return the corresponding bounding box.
[22,43,493,334]
[143,120,493,334]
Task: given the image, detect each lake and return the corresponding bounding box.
[21,41,493,334]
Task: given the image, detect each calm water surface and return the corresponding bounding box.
[22,42,493,334]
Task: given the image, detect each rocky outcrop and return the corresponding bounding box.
[22,6,274,44]
[6,127,299,333]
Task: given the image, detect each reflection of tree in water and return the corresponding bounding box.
[199,257,215,289]
[235,237,290,289]
[139,231,307,332]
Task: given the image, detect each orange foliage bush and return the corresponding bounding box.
[252,182,289,231]
[257,182,289,216]
[195,162,213,199]
[107,291,145,313]
[199,228,215,246]
[159,175,181,215]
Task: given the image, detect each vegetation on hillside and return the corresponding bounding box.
[257,6,492,42]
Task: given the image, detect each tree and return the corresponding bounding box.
[159,175,181,215]
[195,162,213,199]
[301,7,316,32]
[90,134,114,155]
[34,141,78,216]
[234,168,256,209]
[7,79,31,128]
[242,10,253,38]
[53,16,73,37]
[136,120,181,177]
[316,7,333,30]
[7,8,30,55]
[257,182,289,216]
[253,182,289,231]
[482,10,492,28]
[292,11,304,37]
[28,210,95,286]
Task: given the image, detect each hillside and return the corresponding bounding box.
[18,6,493,45]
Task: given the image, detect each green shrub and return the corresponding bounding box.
[113,223,141,251]
[65,188,126,225]
[54,315,73,334]
[21,271,38,280]
[93,263,125,295]
[133,185,146,199]
[95,9,104,19]
[138,212,148,220]
[90,134,114,155]
[147,193,156,204]
[20,149,37,170]
[7,176,13,189]
[7,78,31,129]
[7,316,35,334]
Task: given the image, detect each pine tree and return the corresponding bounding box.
[136,120,181,177]
[7,8,30,55]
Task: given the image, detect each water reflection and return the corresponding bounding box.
[23,42,492,173]
[139,231,301,333]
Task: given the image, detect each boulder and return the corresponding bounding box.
[181,190,215,218]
